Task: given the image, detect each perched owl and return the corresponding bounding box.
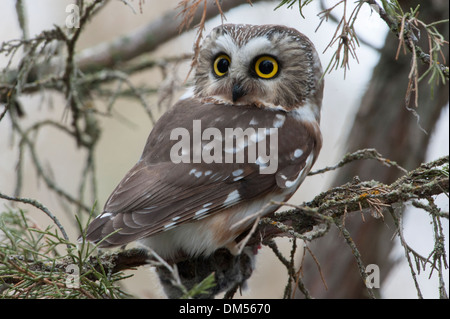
[84,24,323,263]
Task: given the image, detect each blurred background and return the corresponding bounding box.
[0,0,448,298]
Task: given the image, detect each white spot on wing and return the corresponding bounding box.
[250,130,266,143]
[232,169,244,176]
[223,190,240,206]
[273,114,286,128]
[285,179,297,188]
[142,205,157,211]
[194,171,202,178]
[224,139,248,154]
[255,156,268,168]
[294,149,303,158]
[285,153,315,188]
[249,117,258,125]
[195,208,209,217]
[164,222,177,230]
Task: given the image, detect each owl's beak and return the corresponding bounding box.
[232,83,246,102]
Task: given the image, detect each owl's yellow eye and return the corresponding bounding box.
[254,56,279,79]
[213,54,231,77]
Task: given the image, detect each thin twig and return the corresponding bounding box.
[309,148,407,176]
[366,0,449,79]
[0,192,70,246]
[333,217,376,299]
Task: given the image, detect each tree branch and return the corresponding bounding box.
[0,192,70,244]
[366,0,449,79]
[75,0,259,73]
[266,155,448,239]
[2,155,446,298]
[0,0,260,98]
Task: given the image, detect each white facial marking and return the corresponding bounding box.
[214,33,238,57]
[240,36,274,60]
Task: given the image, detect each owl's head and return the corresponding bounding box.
[194,24,323,117]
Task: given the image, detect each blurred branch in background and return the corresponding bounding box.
[0,0,448,298]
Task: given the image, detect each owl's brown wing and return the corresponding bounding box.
[85,162,276,247]
[84,98,320,247]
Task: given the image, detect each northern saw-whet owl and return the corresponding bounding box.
[85,24,323,263]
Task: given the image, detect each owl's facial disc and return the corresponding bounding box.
[194,24,324,111]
